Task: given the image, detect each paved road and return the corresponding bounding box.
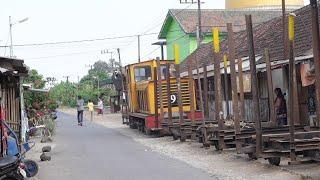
[37,112,216,180]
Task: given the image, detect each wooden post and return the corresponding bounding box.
[223,54,230,117]
[10,88,12,124]
[265,49,276,127]
[282,0,288,60]
[174,44,186,141]
[153,67,159,129]
[213,28,224,150]
[238,58,245,121]
[227,23,241,152]
[0,88,4,154]
[246,15,262,156]
[13,87,16,130]
[203,64,209,120]
[166,64,173,126]
[188,63,195,122]
[288,13,297,162]
[156,59,164,125]
[309,0,320,127]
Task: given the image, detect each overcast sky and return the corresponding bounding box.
[0,0,309,82]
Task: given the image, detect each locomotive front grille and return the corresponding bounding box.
[157,80,191,108]
[137,89,149,112]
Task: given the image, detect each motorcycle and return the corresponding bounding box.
[1,121,38,179]
[21,142,38,178]
[0,156,26,180]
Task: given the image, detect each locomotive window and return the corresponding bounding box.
[160,65,167,80]
[135,66,152,82]
[160,64,176,79]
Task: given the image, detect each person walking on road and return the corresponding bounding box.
[97,98,104,115]
[77,96,84,126]
[87,99,94,122]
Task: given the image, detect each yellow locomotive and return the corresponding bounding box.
[123,59,202,135]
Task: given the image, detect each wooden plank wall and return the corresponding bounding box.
[0,79,21,139]
[204,75,270,123]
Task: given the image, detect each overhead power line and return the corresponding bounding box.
[0,32,160,48]
[141,3,193,35]
[26,49,100,61]
[0,29,185,48]
[141,33,188,59]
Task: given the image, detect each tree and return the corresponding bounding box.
[49,60,116,108]
[24,69,46,89]
[78,60,116,105]
[23,69,48,109]
[49,82,77,107]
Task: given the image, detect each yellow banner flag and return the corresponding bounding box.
[223,54,228,68]
[288,13,296,41]
[174,44,180,64]
[212,28,220,53]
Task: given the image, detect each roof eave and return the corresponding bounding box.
[158,9,189,39]
[158,11,172,39]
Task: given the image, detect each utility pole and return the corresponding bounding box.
[101,49,115,71]
[179,0,205,120]
[197,0,203,44]
[117,48,122,70]
[101,49,114,60]
[138,35,141,62]
[117,48,123,110]
[9,16,13,58]
[8,16,28,58]
[63,76,70,83]
[85,64,93,70]
[77,76,80,92]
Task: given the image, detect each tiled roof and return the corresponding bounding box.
[180,3,315,73]
[170,9,283,34]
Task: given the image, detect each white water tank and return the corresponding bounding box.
[225,0,304,10]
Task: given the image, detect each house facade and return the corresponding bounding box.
[179,3,317,124]
[158,9,283,62]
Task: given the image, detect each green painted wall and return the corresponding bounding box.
[189,33,227,58]
[165,17,228,61]
[189,35,213,55]
[166,19,190,61]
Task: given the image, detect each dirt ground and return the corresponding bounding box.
[57,108,320,180]
[25,137,56,180]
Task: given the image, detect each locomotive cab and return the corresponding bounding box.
[123,59,201,135]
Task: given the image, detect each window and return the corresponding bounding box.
[135,66,152,82]
[160,65,167,80]
[160,64,176,80]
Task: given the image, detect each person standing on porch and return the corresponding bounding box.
[77,96,84,126]
[274,88,287,126]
